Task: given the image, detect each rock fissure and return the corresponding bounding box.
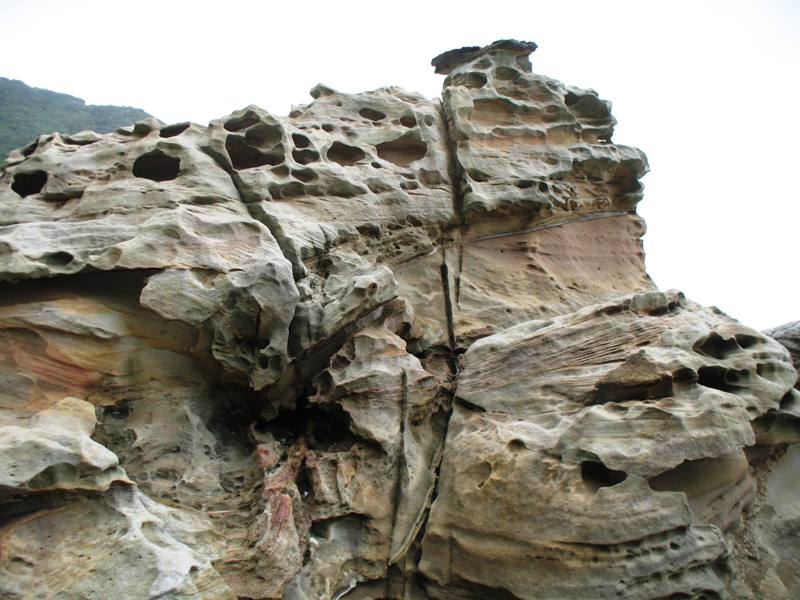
[387,368,409,565]
[439,258,457,353]
[436,98,467,306]
[197,142,302,279]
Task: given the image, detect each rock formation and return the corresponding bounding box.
[0,40,797,600]
[766,322,800,382]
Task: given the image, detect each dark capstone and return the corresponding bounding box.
[431,39,538,74]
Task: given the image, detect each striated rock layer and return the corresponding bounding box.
[0,40,797,600]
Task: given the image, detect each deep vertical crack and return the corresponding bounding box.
[199,143,305,280]
[437,97,466,306]
[388,368,409,565]
[440,257,457,353]
[386,90,467,595]
[435,96,462,356]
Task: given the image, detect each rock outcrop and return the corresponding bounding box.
[766,321,800,383]
[0,40,797,600]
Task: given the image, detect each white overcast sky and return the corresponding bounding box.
[1,0,797,329]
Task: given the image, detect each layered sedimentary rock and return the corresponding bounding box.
[0,40,797,600]
[422,291,796,599]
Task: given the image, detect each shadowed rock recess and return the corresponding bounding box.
[0,40,797,600]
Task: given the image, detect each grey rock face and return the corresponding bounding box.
[0,40,797,600]
[760,320,800,598]
[766,321,800,380]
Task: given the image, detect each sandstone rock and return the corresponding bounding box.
[0,388,233,598]
[420,290,795,599]
[428,38,655,350]
[0,485,233,599]
[756,321,800,598]
[766,321,800,384]
[0,39,797,600]
[0,122,298,389]
[0,397,128,496]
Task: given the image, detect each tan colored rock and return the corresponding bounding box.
[284,324,445,598]
[448,213,653,345]
[0,486,233,599]
[204,90,453,270]
[0,397,126,495]
[417,39,654,350]
[0,39,797,600]
[0,121,298,389]
[0,390,233,599]
[420,291,796,599]
[437,40,646,225]
[0,273,233,503]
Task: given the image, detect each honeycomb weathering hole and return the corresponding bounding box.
[293,149,319,165]
[159,122,190,138]
[581,460,627,492]
[693,332,741,359]
[327,142,365,166]
[376,135,428,166]
[245,123,282,147]
[697,366,748,393]
[358,107,386,122]
[292,133,311,148]
[451,71,487,89]
[223,112,259,132]
[564,91,610,120]
[132,150,181,182]
[41,251,74,267]
[226,136,284,170]
[11,170,48,197]
[564,91,581,107]
[21,141,38,157]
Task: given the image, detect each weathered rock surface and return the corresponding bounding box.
[0,40,797,600]
[422,291,795,599]
[766,321,800,383]
[757,321,800,598]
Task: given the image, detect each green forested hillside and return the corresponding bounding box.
[0,77,154,159]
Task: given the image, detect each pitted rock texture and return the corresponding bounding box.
[0,40,798,600]
[766,321,800,384]
[421,291,795,600]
